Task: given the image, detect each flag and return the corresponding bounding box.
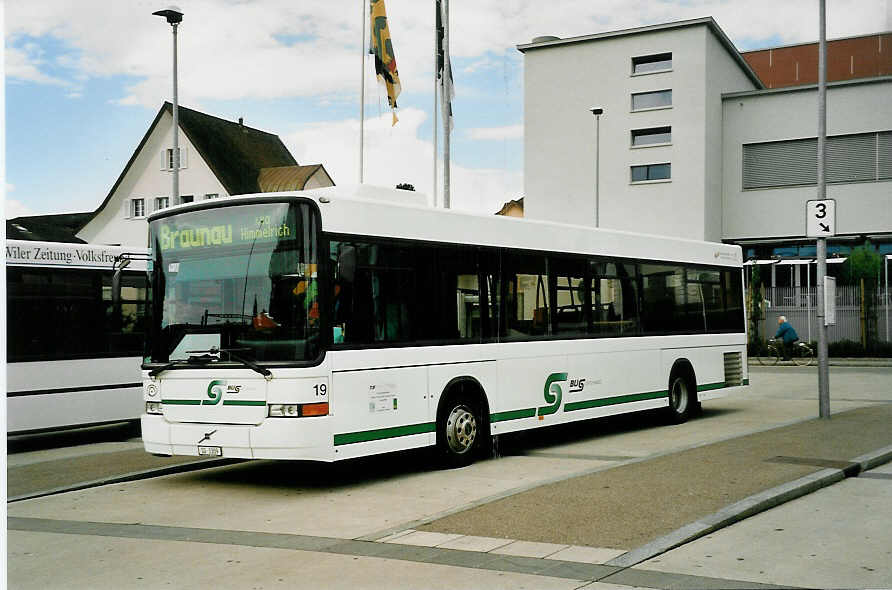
[436,0,454,132]
[369,0,401,125]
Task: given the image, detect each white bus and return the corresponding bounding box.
[6,240,148,434]
[141,186,747,465]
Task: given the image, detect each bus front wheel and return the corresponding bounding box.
[666,373,695,424]
[437,396,485,468]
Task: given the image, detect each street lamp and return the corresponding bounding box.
[589,107,604,227]
[153,6,183,205]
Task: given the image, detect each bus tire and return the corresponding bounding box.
[436,392,487,468]
[666,368,695,424]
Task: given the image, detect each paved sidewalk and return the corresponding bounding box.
[418,404,892,551]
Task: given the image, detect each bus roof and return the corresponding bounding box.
[152,186,743,268]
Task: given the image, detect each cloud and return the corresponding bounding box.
[5,1,885,108]
[467,124,523,141]
[284,108,522,215]
[3,198,37,219]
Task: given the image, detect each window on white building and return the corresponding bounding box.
[180,195,194,204]
[742,131,892,189]
[632,126,672,146]
[631,163,671,182]
[631,90,672,111]
[131,198,146,218]
[164,147,188,170]
[632,52,672,74]
[155,196,170,210]
[204,193,218,200]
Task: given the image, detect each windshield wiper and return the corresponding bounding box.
[148,359,188,377]
[185,347,272,379]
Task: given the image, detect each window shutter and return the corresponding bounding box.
[878,131,892,180]
[827,134,876,183]
[122,199,131,218]
[180,147,188,169]
[743,138,817,189]
[145,197,154,215]
[160,150,168,171]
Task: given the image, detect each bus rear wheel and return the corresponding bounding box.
[437,396,485,468]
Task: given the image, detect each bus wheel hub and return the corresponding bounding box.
[446,406,477,454]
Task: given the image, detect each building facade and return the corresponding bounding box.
[518,19,892,273]
[77,102,333,247]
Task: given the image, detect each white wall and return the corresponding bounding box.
[722,79,892,240]
[523,24,754,241]
[78,111,229,246]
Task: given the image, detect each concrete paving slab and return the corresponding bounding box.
[374,529,416,543]
[7,530,587,590]
[385,530,463,547]
[491,540,570,558]
[435,534,514,552]
[636,475,892,589]
[547,545,626,564]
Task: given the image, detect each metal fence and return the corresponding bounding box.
[758,286,891,344]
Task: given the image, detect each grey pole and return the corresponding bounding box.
[432,1,438,208]
[442,0,451,209]
[816,0,830,419]
[172,21,179,203]
[359,0,366,184]
[153,8,183,204]
[590,108,603,227]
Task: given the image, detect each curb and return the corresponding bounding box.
[7,457,239,503]
[605,444,892,569]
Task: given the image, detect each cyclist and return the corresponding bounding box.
[774,315,800,361]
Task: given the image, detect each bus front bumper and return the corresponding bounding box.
[141,414,335,461]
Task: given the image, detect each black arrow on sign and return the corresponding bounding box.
[819,223,830,232]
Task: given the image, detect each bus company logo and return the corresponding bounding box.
[538,372,568,417]
[204,380,242,405]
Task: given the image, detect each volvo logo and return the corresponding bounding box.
[198,430,217,444]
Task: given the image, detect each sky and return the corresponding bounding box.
[4,0,890,219]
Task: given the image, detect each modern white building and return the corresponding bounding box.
[518,18,892,265]
[77,102,333,247]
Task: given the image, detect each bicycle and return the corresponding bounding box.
[755,339,814,366]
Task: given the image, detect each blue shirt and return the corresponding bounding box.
[775,321,799,344]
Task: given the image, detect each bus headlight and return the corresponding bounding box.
[269,402,329,417]
[146,401,163,415]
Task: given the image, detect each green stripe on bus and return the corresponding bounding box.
[697,382,728,392]
[222,400,266,406]
[161,399,201,405]
[564,390,668,412]
[334,422,436,446]
[490,408,536,422]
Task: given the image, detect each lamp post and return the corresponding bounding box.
[590,107,604,227]
[153,6,183,204]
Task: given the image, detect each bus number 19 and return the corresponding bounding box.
[313,384,327,396]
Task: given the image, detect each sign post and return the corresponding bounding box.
[813,0,830,419]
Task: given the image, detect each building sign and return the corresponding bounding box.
[5,240,142,270]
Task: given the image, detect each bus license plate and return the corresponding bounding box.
[198,446,222,457]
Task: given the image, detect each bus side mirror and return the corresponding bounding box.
[337,246,356,283]
[112,257,132,305]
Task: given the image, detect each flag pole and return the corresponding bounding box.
[432,0,438,208]
[359,0,366,184]
[443,0,451,209]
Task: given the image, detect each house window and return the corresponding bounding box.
[155,196,169,210]
[632,126,672,146]
[131,199,145,218]
[632,52,672,74]
[631,89,672,111]
[204,193,218,200]
[164,147,187,170]
[179,195,194,204]
[631,163,671,182]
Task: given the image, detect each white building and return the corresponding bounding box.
[77,102,333,246]
[518,18,892,265]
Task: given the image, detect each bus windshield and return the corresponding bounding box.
[146,201,320,364]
